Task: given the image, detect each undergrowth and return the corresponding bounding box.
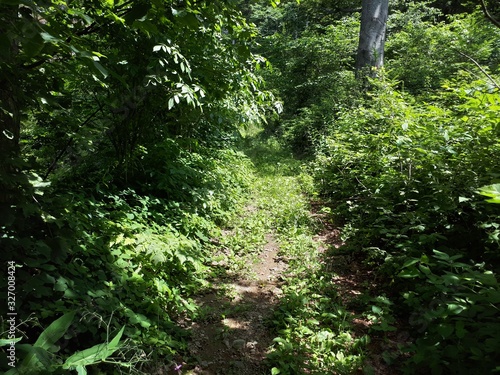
[241,136,368,375]
[0,141,254,374]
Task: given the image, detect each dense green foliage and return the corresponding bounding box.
[252,0,500,373]
[2,0,500,373]
[0,0,270,373]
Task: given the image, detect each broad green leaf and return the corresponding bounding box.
[271,367,281,375]
[478,184,500,203]
[455,320,466,338]
[419,264,431,275]
[442,273,460,285]
[92,61,108,78]
[447,303,465,315]
[432,250,450,261]
[106,326,125,351]
[40,32,62,44]
[402,257,419,268]
[23,32,44,58]
[398,268,419,278]
[0,337,22,346]
[436,323,454,338]
[63,343,106,368]
[371,305,382,314]
[63,325,124,369]
[34,311,75,351]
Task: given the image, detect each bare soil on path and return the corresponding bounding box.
[178,234,287,375]
[170,199,404,375]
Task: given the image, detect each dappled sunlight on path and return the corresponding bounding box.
[180,232,286,375]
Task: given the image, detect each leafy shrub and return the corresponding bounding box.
[400,251,500,374]
[0,139,255,373]
[311,73,500,372]
[386,8,500,93]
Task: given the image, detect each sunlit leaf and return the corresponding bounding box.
[478,184,500,203]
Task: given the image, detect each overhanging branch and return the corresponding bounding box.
[480,0,500,29]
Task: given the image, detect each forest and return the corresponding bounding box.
[0,0,499,374]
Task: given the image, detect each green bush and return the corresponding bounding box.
[0,139,255,373]
[311,73,500,372]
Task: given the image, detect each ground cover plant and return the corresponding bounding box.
[242,137,368,375]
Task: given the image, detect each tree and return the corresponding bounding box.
[355,0,389,75]
[0,0,266,208]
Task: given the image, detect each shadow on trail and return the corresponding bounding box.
[181,229,286,375]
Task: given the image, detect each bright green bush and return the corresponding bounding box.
[311,74,500,372]
[386,8,500,93]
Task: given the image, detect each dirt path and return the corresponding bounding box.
[180,233,287,375]
[167,139,404,375]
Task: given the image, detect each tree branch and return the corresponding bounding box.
[480,0,500,29]
[457,50,500,90]
[43,104,104,180]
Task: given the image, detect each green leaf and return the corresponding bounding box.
[432,250,450,261]
[107,326,125,351]
[371,305,382,314]
[92,61,108,78]
[34,311,75,351]
[23,32,44,58]
[40,32,62,44]
[398,267,419,278]
[442,273,460,285]
[470,346,483,358]
[0,337,22,346]
[418,264,431,275]
[455,320,466,338]
[436,323,454,338]
[402,257,419,268]
[447,303,465,315]
[478,184,500,203]
[271,368,281,375]
[63,326,125,369]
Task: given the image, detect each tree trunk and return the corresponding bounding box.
[355,0,389,76]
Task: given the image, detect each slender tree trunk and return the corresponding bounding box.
[355,0,389,76]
